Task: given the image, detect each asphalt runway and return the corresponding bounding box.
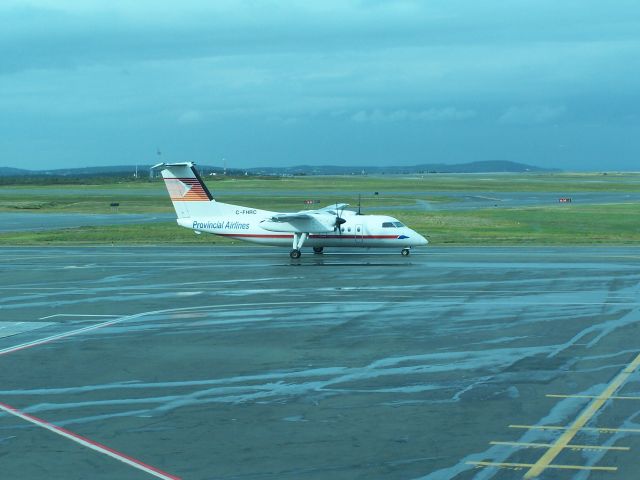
[0,246,639,480]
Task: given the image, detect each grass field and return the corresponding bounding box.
[0,173,638,246]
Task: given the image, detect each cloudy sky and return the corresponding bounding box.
[1,0,639,170]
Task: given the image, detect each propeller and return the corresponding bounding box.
[334,203,346,232]
[357,194,362,215]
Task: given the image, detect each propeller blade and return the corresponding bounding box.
[334,202,346,232]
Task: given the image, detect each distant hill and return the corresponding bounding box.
[0,160,555,178]
[0,167,33,176]
[0,165,150,178]
[247,160,554,175]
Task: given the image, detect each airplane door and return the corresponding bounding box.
[355,224,364,243]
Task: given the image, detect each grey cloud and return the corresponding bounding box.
[2,0,640,74]
[177,110,204,125]
[2,1,640,170]
[499,105,566,125]
[351,108,476,123]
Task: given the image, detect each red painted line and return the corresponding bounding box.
[216,233,399,240]
[218,233,293,239]
[0,401,181,480]
[309,235,398,239]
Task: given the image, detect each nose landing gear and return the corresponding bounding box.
[401,248,411,257]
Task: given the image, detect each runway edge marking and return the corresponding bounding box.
[509,424,640,433]
[524,351,640,478]
[0,401,181,480]
[547,393,640,401]
[468,461,616,472]
[489,440,629,451]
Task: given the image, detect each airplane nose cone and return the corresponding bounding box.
[407,230,428,246]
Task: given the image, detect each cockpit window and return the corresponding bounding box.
[382,221,405,228]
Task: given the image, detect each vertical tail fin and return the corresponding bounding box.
[153,162,215,218]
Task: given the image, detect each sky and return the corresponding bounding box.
[1,0,639,171]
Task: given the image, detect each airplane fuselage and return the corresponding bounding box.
[179,208,426,249]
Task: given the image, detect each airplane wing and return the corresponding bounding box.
[317,203,349,212]
[269,213,315,222]
[261,211,337,233]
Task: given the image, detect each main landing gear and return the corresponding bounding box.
[401,248,411,257]
[290,232,308,259]
[313,247,324,254]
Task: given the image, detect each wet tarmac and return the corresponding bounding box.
[0,246,639,480]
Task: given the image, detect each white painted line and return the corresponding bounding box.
[38,314,120,320]
[0,301,393,357]
[0,322,54,340]
[0,317,128,356]
[0,401,180,480]
[4,277,298,292]
[0,322,23,330]
[525,351,640,478]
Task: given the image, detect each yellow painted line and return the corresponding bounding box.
[509,424,640,433]
[490,441,630,451]
[524,351,640,479]
[547,394,640,400]
[467,461,616,472]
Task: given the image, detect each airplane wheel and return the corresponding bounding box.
[290,249,301,259]
[313,247,324,254]
[401,248,410,257]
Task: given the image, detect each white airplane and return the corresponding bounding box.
[154,162,428,258]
